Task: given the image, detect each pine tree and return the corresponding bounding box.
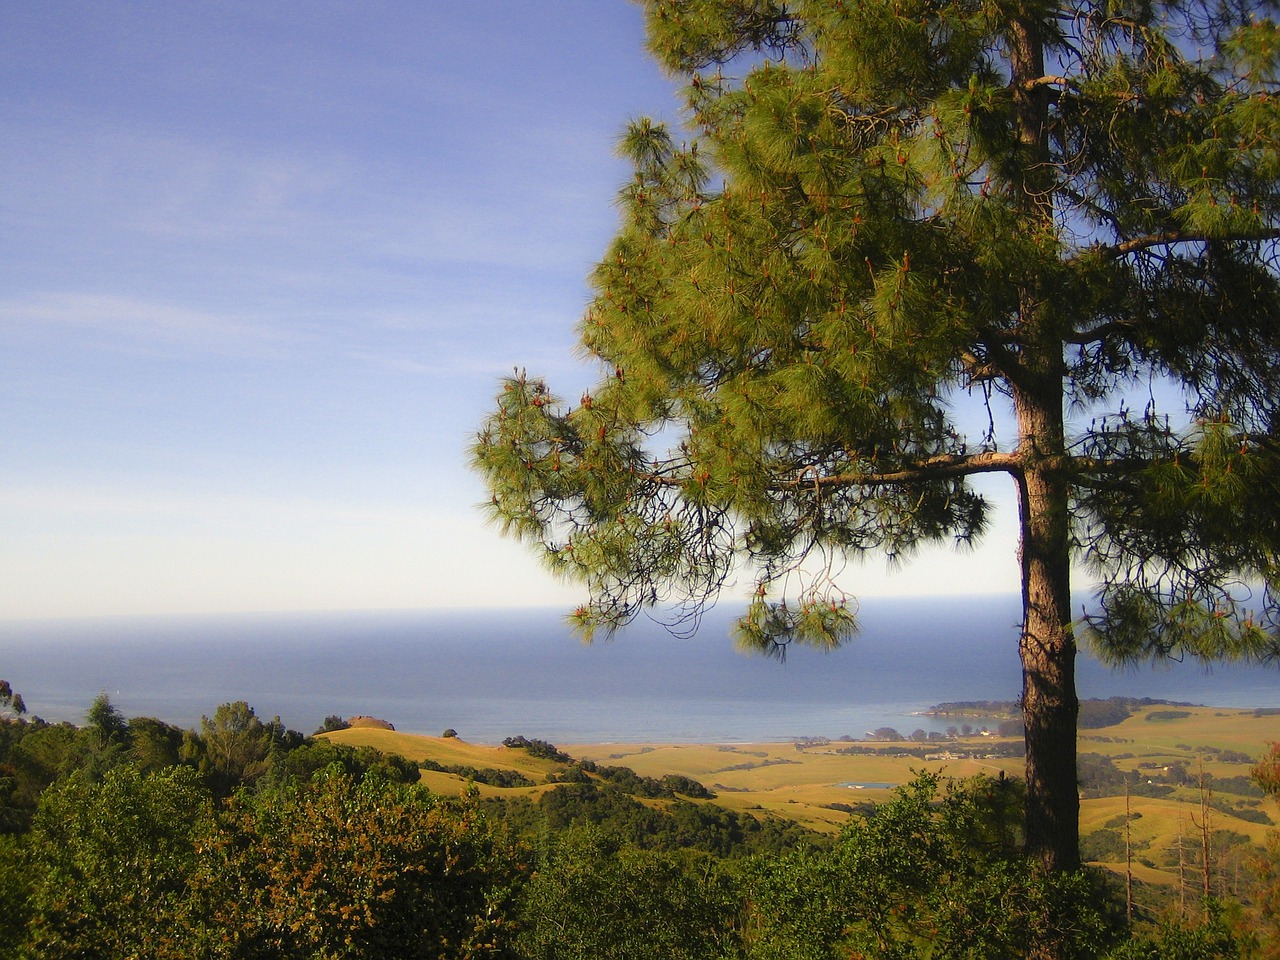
[474,0,1280,872]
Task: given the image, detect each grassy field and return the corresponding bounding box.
[325,703,1279,889]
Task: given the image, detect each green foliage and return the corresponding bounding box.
[73,693,135,779]
[0,834,32,958]
[7,749,523,959]
[1078,753,1174,799]
[580,758,717,798]
[1242,749,1280,956]
[269,736,422,787]
[1211,775,1266,800]
[0,680,25,719]
[22,764,213,959]
[1253,831,1280,958]
[127,715,185,773]
[545,763,591,784]
[517,825,743,960]
[15,704,1280,960]
[483,779,817,859]
[476,0,1280,655]
[500,737,722,799]
[501,735,572,763]
[315,714,351,734]
[744,773,1120,959]
[1256,742,1280,800]
[1148,710,1195,722]
[85,692,128,747]
[420,756,534,788]
[1079,700,1137,729]
[1106,907,1254,960]
[187,767,523,960]
[1082,827,1127,863]
[197,701,303,796]
[0,720,91,832]
[662,772,717,799]
[870,727,904,741]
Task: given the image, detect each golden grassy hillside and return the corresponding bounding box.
[323,704,1278,883]
[319,728,573,800]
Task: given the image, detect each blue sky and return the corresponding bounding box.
[0,2,1022,620]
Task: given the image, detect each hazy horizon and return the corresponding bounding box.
[2,597,1274,741]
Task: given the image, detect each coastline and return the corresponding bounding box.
[2,602,1276,740]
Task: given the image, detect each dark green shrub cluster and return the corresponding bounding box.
[1082,827,1128,863]
[11,764,520,959]
[314,715,351,734]
[419,757,535,788]
[501,736,571,763]
[1079,753,1177,799]
[744,773,1122,960]
[578,759,716,799]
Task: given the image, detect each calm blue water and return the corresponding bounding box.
[0,596,1275,743]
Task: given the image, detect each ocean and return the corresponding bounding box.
[0,595,1276,744]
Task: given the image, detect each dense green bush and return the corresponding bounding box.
[1082,828,1128,863]
[501,736,571,763]
[22,764,214,959]
[0,702,525,960]
[1104,907,1253,959]
[420,756,534,787]
[743,774,1120,960]
[518,826,743,960]
[186,767,523,959]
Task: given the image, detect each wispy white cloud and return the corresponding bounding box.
[3,109,626,274]
[0,292,289,356]
[2,122,346,239]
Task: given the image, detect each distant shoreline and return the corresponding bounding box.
[3,603,1276,739]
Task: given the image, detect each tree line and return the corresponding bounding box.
[4,687,1280,957]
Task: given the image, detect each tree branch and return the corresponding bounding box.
[793,450,1020,489]
[1064,318,1134,346]
[1021,74,1071,91]
[631,450,1020,492]
[1094,227,1280,261]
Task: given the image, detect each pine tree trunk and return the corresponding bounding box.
[1015,410,1081,873]
[1008,10,1081,875]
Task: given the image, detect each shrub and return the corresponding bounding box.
[1081,828,1127,863]
[517,826,741,960]
[1146,710,1193,722]
[315,715,350,734]
[22,765,214,959]
[187,766,523,959]
[1105,907,1251,959]
[744,773,1120,960]
[502,736,572,763]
